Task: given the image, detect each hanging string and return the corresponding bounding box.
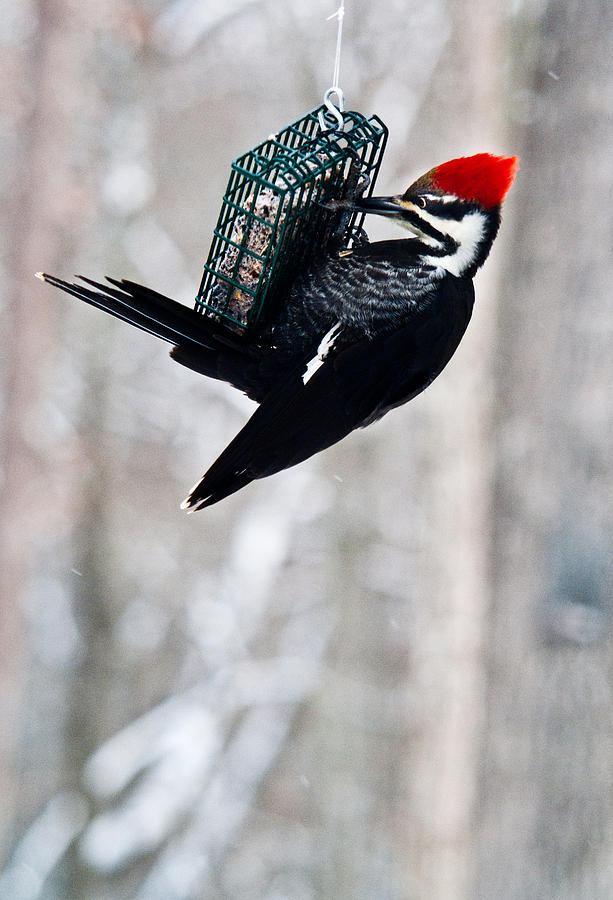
[329,2,345,93]
[319,3,346,132]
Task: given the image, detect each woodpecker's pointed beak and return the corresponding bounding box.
[355,195,406,216]
[356,195,431,240]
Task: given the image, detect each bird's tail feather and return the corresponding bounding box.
[36,272,227,350]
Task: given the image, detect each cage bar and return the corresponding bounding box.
[195,104,388,333]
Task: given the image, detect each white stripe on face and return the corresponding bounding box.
[419,209,487,277]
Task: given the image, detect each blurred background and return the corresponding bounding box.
[1,0,613,897]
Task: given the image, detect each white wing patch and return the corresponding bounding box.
[302,323,342,385]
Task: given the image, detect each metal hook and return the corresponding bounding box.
[318,86,345,133]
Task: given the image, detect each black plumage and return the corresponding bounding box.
[38,152,517,509]
[39,245,473,509]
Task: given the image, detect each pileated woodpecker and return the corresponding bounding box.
[38,152,518,510]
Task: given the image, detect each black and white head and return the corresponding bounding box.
[358,153,519,278]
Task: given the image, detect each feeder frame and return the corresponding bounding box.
[195,104,388,334]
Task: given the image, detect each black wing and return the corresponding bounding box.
[182,286,471,510]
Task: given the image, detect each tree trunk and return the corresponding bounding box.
[475,1,613,896]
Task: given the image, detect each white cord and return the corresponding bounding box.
[328,2,345,91]
[319,3,346,131]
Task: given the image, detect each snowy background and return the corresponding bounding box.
[2,0,613,897]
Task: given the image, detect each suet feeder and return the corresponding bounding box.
[195,103,388,333]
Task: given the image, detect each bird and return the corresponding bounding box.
[37,152,518,510]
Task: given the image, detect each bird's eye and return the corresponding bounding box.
[417,197,427,209]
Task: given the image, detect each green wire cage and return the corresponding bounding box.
[195,103,388,334]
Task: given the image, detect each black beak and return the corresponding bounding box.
[354,195,404,215]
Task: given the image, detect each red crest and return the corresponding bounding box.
[432,153,519,208]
